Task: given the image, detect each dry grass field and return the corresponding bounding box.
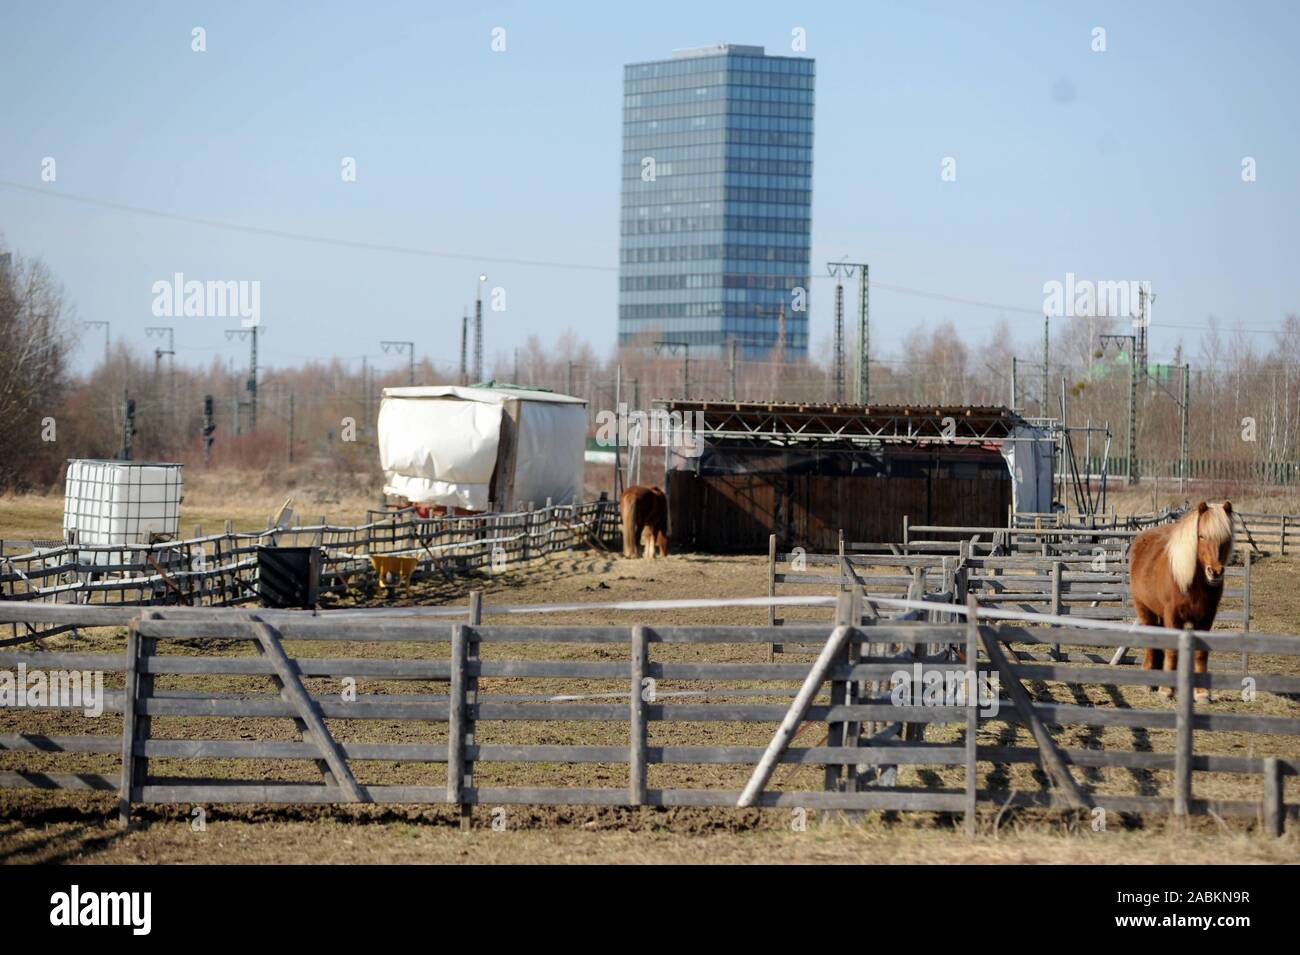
[0,468,383,542]
[2,479,1299,864]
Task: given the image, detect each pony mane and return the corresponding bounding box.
[1167,503,1234,592]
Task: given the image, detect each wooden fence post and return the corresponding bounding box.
[448,622,467,815]
[1051,560,1062,659]
[1242,548,1252,672]
[1281,515,1288,556]
[522,502,532,565]
[1174,630,1194,818]
[964,595,980,836]
[460,591,482,830]
[1262,757,1283,837]
[118,616,142,828]
[544,497,554,557]
[767,534,777,662]
[629,625,648,806]
[823,587,861,803]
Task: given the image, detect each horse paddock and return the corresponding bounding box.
[2,548,1298,864]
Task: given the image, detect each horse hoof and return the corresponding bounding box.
[1158,686,1174,698]
[1194,688,1211,703]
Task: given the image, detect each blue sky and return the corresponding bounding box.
[1,0,1297,375]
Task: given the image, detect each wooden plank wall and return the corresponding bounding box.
[669,468,1010,553]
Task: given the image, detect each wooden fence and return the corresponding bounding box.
[769,539,1250,627]
[904,508,1300,558]
[0,593,1295,834]
[1230,511,1300,555]
[0,499,621,645]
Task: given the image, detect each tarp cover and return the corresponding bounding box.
[999,426,1055,513]
[514,399,587,507]
[378,386,586,510]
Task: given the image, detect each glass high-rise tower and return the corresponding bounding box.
[619,44,814,357]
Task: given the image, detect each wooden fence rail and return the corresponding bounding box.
[907,509,1300,557]
[768,536,1251,634]
[0,594,1295,833]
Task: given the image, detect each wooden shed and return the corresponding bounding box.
[661,402,1024,553]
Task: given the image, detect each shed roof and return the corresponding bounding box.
[382,385,585,405]
[656,400,1025,446]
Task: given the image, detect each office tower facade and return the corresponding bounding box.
[619,44,814,357]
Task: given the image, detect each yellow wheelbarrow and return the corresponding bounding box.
[369,554,419,589]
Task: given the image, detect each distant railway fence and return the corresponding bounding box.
[1082,456,1300,486]
[0,592,1295,835]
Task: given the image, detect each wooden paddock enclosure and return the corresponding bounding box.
[904,509,1300,558]
[1,500,621,645]
[0,592,1296,835]
[769,540,1251,629]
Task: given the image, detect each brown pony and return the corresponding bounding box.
[1129,501,1234,702]
[620,485,668,559]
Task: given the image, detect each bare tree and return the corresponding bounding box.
[0,246,73,489]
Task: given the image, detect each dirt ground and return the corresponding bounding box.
[3,807,1297,864]
[2,482,1299,864]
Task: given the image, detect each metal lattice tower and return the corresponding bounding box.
[473,274,487,383]
[381,340,415,386]
[1042,314,1050,418]
[828,260,870,403]
[653,340,690,400]
[83,320,110,365]
[833,280,844,402]
[1099,331,1139,485]
[224,325,258,432]
[857,265,870,404]
[460,310,469,386]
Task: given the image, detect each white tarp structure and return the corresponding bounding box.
[378,385,587,512]
[63,459,183,547]
[999,426,1055,513]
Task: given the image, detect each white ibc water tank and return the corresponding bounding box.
[62,459,183,547]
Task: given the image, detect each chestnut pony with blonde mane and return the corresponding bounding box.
[1129,501,1234,701]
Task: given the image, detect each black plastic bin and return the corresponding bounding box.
[257,546,322,609]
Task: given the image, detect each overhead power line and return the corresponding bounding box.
[0,180,616,274]
[3,180,1289,337]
